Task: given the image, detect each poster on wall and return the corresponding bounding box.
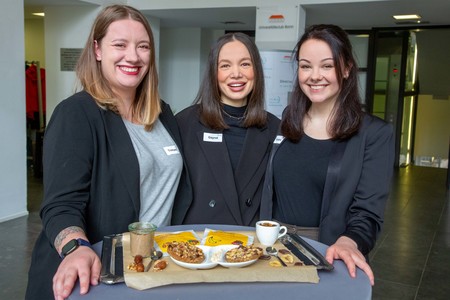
[260,50,296,118]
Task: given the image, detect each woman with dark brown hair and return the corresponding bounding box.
[260,24,394,285]
[26,5,190,299]
[172,32,280,226]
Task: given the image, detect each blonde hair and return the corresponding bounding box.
[76,4,160,131]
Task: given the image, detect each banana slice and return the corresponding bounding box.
[269,260,282,267]
[280,254,295,264]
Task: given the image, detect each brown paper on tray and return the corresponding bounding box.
[122,231,319,290]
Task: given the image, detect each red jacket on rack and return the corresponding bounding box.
[26,64,46,120]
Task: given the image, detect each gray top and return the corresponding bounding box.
[123,118,182,226]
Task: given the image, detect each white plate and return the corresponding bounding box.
[169,245,218,270]
[219,258,258,268]
[169,245,260,270]
[213,245,259,268]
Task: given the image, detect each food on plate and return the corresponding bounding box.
[225,245,263,263]
[295,261,305,266]
[155,231,201,253]
[258,254,271,260]
[166,241,205,263]
[152,260,168,271]
[210,249,224,263]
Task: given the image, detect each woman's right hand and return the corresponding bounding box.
[325,236,374,286]
[52,246,101,300]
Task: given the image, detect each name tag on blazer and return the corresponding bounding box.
[203,133,223,143]
[163,145,180,155]
[274,135,285,144]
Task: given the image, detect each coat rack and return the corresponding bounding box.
[26,60,44,130]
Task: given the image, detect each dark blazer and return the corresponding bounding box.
[172,105,280,226]
[260,114,394,255]
[26,91,191,299]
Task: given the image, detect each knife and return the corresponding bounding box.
[285,235,321,266]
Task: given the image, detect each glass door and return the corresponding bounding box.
[369,30,418,167]
[399,32,418,166]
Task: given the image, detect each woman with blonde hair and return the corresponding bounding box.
[26,5,190,299]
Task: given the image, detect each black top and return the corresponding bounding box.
[222,104,248,172]
[273,135,335,226]
[260,114,394,255]
[173,104,281,226]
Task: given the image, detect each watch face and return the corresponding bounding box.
[62,239,78,257]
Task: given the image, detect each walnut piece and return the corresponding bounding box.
[152,260,168,271]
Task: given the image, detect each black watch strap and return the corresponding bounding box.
[60,238,92,258]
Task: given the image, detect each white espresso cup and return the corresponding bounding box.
[256,220,287,247]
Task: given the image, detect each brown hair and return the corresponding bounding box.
[76,4,160,131]
[195,32,267,130]
[281,24,363,142]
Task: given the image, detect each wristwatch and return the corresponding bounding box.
[60,238,92,258]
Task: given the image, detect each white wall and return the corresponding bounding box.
[159,28,202,113]
[25,19,46,68]
[0,1,27,222]
[45,5,101,120]
[200,29,225,80]
[415,95,450,159]
[146,16,161,73]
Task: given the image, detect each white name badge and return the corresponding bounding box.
[203,133,223,143]
[163,145,180,155]
[274,135,285,144]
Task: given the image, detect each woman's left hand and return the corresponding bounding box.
[325,236,374,285]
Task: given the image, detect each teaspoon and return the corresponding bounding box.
[145,250,163,272]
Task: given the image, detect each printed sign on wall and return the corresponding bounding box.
[260,50,296,118]
[255,6,299,43]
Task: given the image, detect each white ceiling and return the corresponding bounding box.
[24,0,450,30]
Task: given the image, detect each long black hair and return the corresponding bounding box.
[195,32,267,130]
[281,24,363,142]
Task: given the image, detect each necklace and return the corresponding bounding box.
[221,105,248,121]
[222,110,246,121]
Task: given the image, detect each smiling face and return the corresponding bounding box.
[298,39,346,108]
[94,19,150,101]
[217,40,255,107]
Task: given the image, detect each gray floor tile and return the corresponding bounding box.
[372,279,417,300]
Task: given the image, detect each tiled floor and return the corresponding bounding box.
[370,166,450,300]
[0,166,449,299]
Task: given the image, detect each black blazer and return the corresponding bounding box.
[26,91,191,299]
[172,105,280,226]
[260,114,394,255]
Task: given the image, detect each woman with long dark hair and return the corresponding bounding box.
[261,24,394,285]
[172,32,280,226]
